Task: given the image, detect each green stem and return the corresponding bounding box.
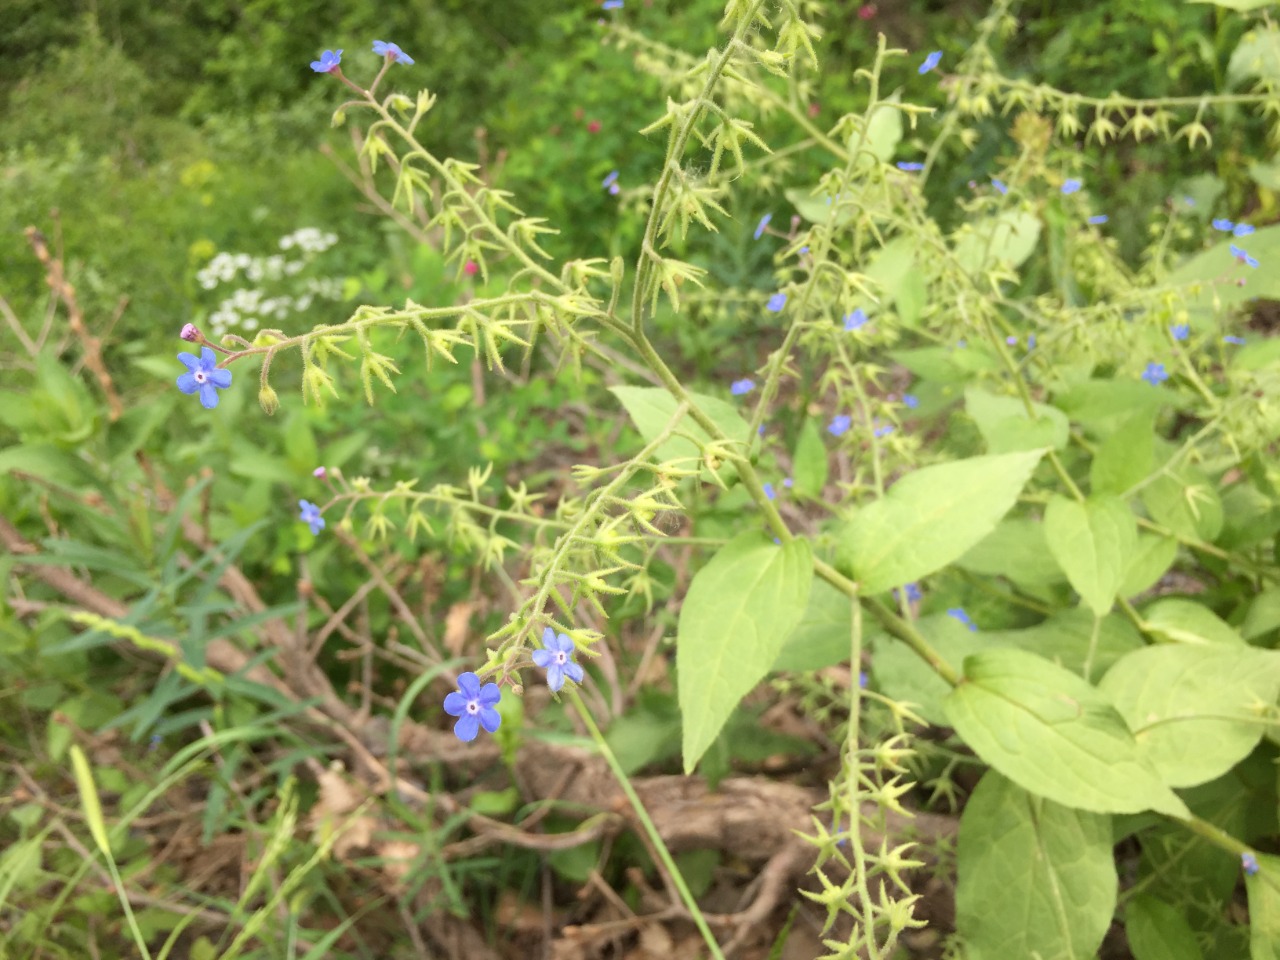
[567,689,726,960]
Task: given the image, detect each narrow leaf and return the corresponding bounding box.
[678,534,812,772]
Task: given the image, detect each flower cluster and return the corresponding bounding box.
[440,628,586,742]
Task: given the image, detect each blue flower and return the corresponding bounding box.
[298,500,325,535]
[532,628,585,693]
[602,170,619,189]
[443,672,503,741]
[1212,218,1234,232]
[1243,852,1261,876]
[1233,223,1255,237]
[1027,334,1037,349]
[608,183,620,196]
[903,393,919,409]
[896,161,924,171]
[844,308,867,331]
[1141,362,1169,386]
[766,292,787,312]
[828,415,852,437]
[176,347,232,409]
[858,671,868,689]
[730,378,755,396]
[1230,244,1260,269]
[1170,323,1190,341]
[1224,335,1246,345]
[918,50,942,74]
[904,582,922,602]
[763,482,777,500]
[783,477,793,489]
[991,178,1008,195]
[1087,214,1108,225]
[873,423,894,438]
[310,49,343,73]
[602,0,624,8]
[1060,178,1082,195]
[1006,335,1018,345]
[754,213,772,239]
[372,41,414,65]
[947,607,978,632]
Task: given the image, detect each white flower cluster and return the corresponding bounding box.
[279,228,339,253]
[196,229,344,338]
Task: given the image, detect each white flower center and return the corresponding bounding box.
[193,370,207,383]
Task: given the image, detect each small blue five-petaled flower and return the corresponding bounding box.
[904,582,922,602]
[844,308,868,331]
[310,49,343,73]
[730,378,755,396]
[1087,214,1108,225]
[947,607,978,631]
[602,170,619,190]
[602,0,624,8]
[766,292,787,312]
[828,414,852,437]
[896,161,924,171]
[1141,362,1169,386]
[372,41,414,64]
[443,672,503,741]
[1211,218,1234,232]
[1170,323,1190,341]
[991,178,1008,195]
[1233,223,1255,237]
[903,393,919,409]
[298,500,325,535]
[1224,335,1246,345]
[763,482,777,500]
[918,50,942,74]
[1243,851,1260,876]
[1230,244,1260,269]
[176,347,232,409]
[754,213,772,239]
[1060,178,1082,195]
[873,422,894,438]
[532,628,586,693]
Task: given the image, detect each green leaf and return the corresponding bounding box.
[890,345,1001,384]
[864,236,916,309]
[1227,27,1280,85]
[860,96,903,164]
[1091,411,1156,496]
[772,577,853,673]
[69,745,112,856]
[1141,468,1223,542]
[785,187,855,227]
[678,534,812,772]
[1244,588,1280,642]
[988,607,1143,682]
[1165,225,1280,312]
[957,772,1116,960]
[943,649,1189,816]
[954,210,1042,274]
[837,450,1044,595]
[958,517,1067,588]
[610,386,751,479]
[1125,895,1204,960]
[965,387,1069,453]
[1099,644,1280,787]
[1052,380,1175,438]
[1142,598,1244,645]
[791,419,828,500]
[1245,853,1280,960]
[1120,534,1178,598]
[873,615,993,725]
[1044,495,1138,616]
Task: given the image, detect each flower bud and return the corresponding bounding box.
[258,384,280,416]
[180,323,201,342]
[331,107,347,127]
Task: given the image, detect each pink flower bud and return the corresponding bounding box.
[463,260,479,276]
[180,323,201,342]
[313,466,327,479]
[587,120,602,133]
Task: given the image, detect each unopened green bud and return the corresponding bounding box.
[331,107,346,127]
[258,384,280,416]
[389,94,413,113]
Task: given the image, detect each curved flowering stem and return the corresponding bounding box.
[565,687,727,960]
[628,0,769,337]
